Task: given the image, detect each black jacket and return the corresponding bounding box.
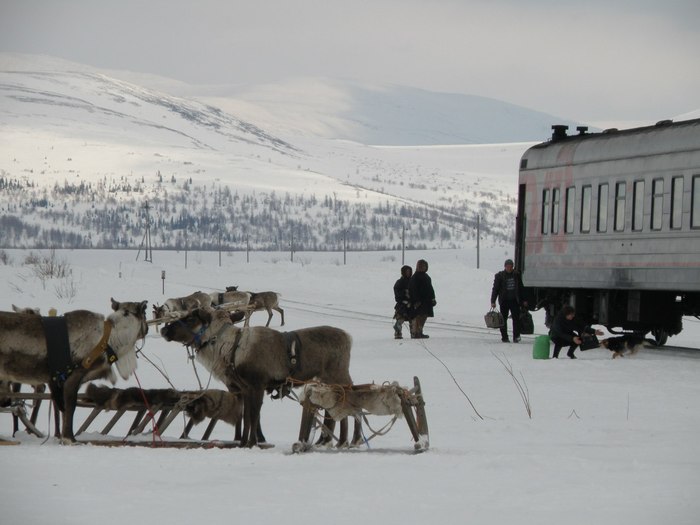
[490,270,523,305]
[394,276,411,304]
[393,276,412,318]
[549,311,595,344]
[409,271,435,317]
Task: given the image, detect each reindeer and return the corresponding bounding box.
[0,298,148,443]
[246,291,284,327]
[216,287,284,327]
[160,307,358,447]
[152,291,211,320]
[209,287,251,309]
[2,305,60,437]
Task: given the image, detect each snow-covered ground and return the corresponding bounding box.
[2,246,700,525]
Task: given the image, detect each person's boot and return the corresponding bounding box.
[552,348,560,358]
[567,350,577,359]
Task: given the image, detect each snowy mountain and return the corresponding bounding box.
[183,77,585,146]
[0,53,551,251]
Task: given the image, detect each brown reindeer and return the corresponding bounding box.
[245,291,285,327]
[160,307,358,447]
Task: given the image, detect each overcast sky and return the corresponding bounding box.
[1,0,698,122]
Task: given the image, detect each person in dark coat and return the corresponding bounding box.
[409,259,436,339]
[392,265,413,339]
[549,305,604,359]
[490,259,526,343]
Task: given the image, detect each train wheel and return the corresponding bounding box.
[651,329,668,347]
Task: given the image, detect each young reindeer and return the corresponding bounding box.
[246,291,285,327]
[160,307,358,447]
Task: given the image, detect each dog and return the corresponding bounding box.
[599,335,647,358]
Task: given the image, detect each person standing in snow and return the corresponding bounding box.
[490,258,525,343]
[392,265,413,339]
[409,259,436,339]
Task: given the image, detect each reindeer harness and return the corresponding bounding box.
[41,317,115,409]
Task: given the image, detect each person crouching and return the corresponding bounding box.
[549,305,603,359]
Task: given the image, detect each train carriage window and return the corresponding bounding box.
[614,182,626,232]
[633,180,644,231]
[597,183,609,233]
[692,175,700,229]
[565,186,575,233]
[651,178,664,230]
[541,189,550,234]
[581,185,592,233]
[671,176,684,230]
[551,188,560,234]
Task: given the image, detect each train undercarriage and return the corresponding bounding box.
[531,287,700,346]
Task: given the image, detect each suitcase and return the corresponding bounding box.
[484,308,504,329]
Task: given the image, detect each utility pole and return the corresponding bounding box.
[290,228,294,262]
[401,225,406,265]
[476,214,480,269]
[343,230,347,265]
[218,226,222,267]
[136,200,153,262]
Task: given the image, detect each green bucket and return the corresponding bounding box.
[532,335,551,359]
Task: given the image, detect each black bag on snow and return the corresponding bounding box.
[519,309,534,335]
[579,334,600,351]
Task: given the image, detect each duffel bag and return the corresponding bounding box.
[484,308,504,329]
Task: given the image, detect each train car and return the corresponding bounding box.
[515,118,700,344]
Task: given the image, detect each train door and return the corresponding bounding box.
[515,183,527,274]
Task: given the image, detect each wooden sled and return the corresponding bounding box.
[1,387,242,447]
[292,376,429,454]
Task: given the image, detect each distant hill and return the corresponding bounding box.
[184,77,584,146]
[0,53,536,251]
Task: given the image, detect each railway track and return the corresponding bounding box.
[164,279,700,354]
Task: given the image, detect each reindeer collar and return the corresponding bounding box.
[81,320,115,369]
[191,323,237,353]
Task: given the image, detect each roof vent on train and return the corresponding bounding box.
[576,126,588,135]
[655,119,673,126]
[551,125,569,142]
